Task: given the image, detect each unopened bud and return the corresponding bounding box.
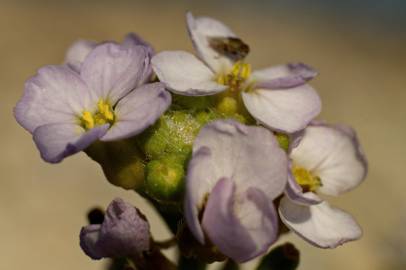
[275,133,290,152]
[216,96,238,115]
[85,139,145,190]
[145,155,185,202]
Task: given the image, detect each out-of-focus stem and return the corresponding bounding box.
[155,237,178,249]
[178,256,207,270]
[221,259,240,270]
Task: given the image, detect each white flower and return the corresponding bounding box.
[151,12,321,133]
[279,122,368,248]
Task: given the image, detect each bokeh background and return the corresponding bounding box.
[1,0,405,269]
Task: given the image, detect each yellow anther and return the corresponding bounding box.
[231,62,251,80]
[79,99,115,130]
[216,74,227,85]
[292,166,322,192]
[240,63,251,80]
[81,111,95,130]
[216,62,252,91]
[231,62,241,76]
[97,100,114,122]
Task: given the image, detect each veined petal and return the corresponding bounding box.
[101,83,171,141]
[123,32,155,56]
[242,85,321,133]
[65,39,97,72]
[151,51,226,96]
[290,124,367,196]
[285,171,323,205]
[279,196,362,248]
[202,178,278,262]
[122,33,154,84]
[186,12,237,73]
[81,42,150,103]
[33,123,109,163]
[14,65,94,133]
[184,120,287,243]
[252,63,318,89]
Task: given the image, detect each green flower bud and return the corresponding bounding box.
[85,139,145,190]
[195,109,220,125]
[275,133,290,152]
[216,96,238,115]
[145,155,185,202]
[139,110,216,162]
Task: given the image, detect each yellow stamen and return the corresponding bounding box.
[216,62,251,91]
[81,111,95,130]
[79,99,115,130]
[292,166,322,192]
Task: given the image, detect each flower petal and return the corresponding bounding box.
[151,51,226,96]
[123,32,155,56]
[184,146,212,243]
[242,84,321,133]
[98,198,151,258]
[101,83,171,141]
[279,196,362,248]
[202,178,279,262]
[65,39,97,72]
[80,198,151,260]
[14,65,94,133]
[80,224,103,259]
[122,33,154,84]
[184,120,287,243]
[186,12,237,73]
[252,63,318,89]
[285,170,323,205]
[33,123,109,163]
[81,42,150,103]
[290,124,367,196]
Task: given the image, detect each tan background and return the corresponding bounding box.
[1,1,405,269]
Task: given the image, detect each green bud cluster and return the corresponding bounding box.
[85,95,290,203]
[139,108,219,202]
[138,94,249,203]
[86,93,253,204]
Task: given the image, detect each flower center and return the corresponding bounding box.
[80,100,115,130]
[292,166,322,192]
[216,62,251,92]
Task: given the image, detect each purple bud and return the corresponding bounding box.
[80,198,150,260]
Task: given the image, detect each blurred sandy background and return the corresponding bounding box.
[1,0,405,269]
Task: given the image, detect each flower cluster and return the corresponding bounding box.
[14,12,367,269]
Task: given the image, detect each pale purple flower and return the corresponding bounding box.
[14,40,171,163]
[80,198,151,260]
[151,12,321,133]
[279,122,368,248]
[184,120,288,262]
